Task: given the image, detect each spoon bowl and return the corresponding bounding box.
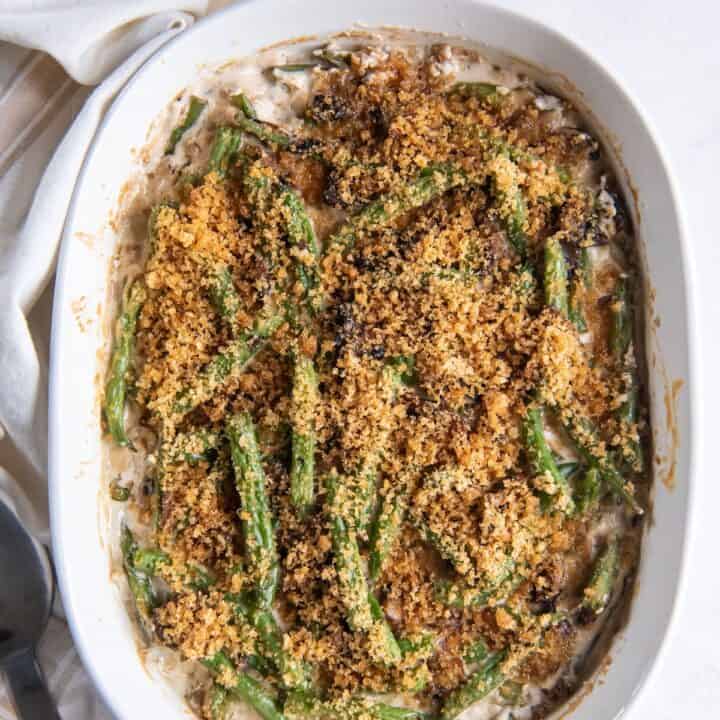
[0,497,60,719]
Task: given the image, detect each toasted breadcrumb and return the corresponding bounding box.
[114,40,646,719]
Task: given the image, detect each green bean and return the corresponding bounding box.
[480,129,553,170]
[247,654,274,677]
[523,405,575,515]
[512,262,537,303]
[368,593,402,664]
[360,707,427,720]
[243,161,274,208]
[231,92,258,120]
[581,538,619,615]
[132,547,169,574]
[226,593,301,685]
[109,477,130,501]
[574,465,600,514]
[208,126,243,177]
[618,383,643,471]
[270,63,317,73]
[236,114,291,148]
[343,364,405,534]
[171,174,314,423]
[330,164,466,251]
[462,637,489,665]
[559,411,643,514]
[569,247,591,332]
[445,613,569,720]
[290,354,318,517]
[285,692,428,720]
[420,266,477,285]
[281,186,321,313]
[333,367,399,534]
[172,310,285,418]
[227,412,279,609]
[209,684,229,720]
[557,167,572,184]
[543,235,569,317]
[398,632,435,659]
[435,580,495,608]
[440,651,507,720]
[596,457,641,512]
[120,524,156,622]
[366,410,417,583]
[609,276,632,363]
[351,705,427,720]
[557,461,579,479]
[187,564,217,591]
[506,191,527,256]
[412,516,470,573]
[209,266,242,331]
[247,164,320,315]
[435,566,519,610]
[317,166,467,310]
[435,581,493,609]
[327,477,370,629]
[283,188,319,263]
[450,82,499,100]
[339,459,381,535]
[368,491,406,581]
[317,48,350,70]
[203,652,285,720]
[507,190,527,257]
[327,473,401,665]
[249,607,312,690]
[386,355,418,387]
[610,276,643,472]
[568,277,587,332]
[165,429,221,466]
[165,95,207,155]
[131,545,215,592]
[395,633,435,691]
[580,246,593,287]
[487,149,527,257]
[147,202,177,254]
[104,280,146,448]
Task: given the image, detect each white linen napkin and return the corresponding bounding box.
[0,2,238,717]
[0,1,208,85]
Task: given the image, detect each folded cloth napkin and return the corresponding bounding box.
[0,0,208,85]
[0,3,240,717]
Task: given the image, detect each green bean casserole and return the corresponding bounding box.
[104,35,649,720]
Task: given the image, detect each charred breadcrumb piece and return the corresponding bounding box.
[120,40,644,717]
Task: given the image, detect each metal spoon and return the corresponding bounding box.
[0,497,61,719]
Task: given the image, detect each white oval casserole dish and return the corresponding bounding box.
[49,1,697,718]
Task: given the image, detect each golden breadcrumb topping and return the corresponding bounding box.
[110,40,647,720]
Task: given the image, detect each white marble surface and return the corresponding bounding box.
[496,2,719,716]
[0,0,717,717]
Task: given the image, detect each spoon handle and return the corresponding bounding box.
[2,647,61,720]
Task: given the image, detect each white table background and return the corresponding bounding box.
[1,0,717,717]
